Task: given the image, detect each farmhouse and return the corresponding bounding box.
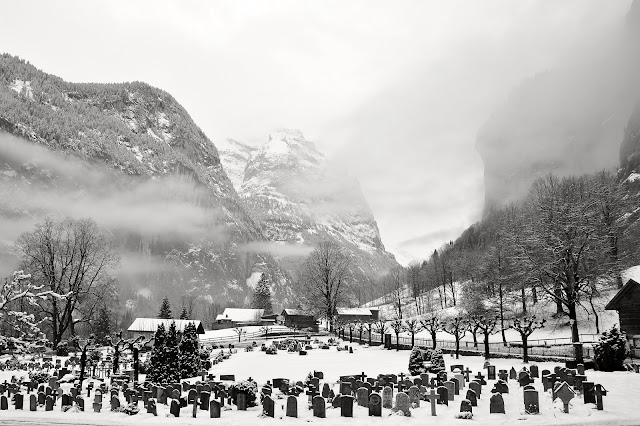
[605,278,640,356]
[281,309,317,331]
[213,308,273,329]
[336,307,379,323]
[127,318,205,339]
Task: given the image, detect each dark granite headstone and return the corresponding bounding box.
[460,399,473,413]
[209,400,220,418]
[524,389,539,414]
[465,389,477,406]
[490,393,505,414]
[170,399,180,417]
[341,395,354,417]
[262,395,274,417]
[369,392,382,417]
[286,395,297,417]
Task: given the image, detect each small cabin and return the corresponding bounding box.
[281,309,317,331]
[605,278,640,354]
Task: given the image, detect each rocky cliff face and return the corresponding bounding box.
[0,54,293,313]
[219,130,399,301]
[477,1,640,213]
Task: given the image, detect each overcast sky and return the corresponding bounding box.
[0,1,632,264]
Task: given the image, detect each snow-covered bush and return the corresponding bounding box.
[408,347,427,375]
[593,325,629,371]
[229,380,258,407]
[56,342,69,356]
[454,412,473,419]
[28,371,50,384]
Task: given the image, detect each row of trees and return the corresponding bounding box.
[147,322,200,383]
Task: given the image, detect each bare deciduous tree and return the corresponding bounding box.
[298,241,352,331]
[17,217,119,348]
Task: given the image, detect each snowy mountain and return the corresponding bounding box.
[0,54,293,312]
[219,129,399,300]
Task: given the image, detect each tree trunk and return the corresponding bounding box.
[555,286,564,315]
[396,333,400,351]
[499,283,507,346]
[568,301,583,363]
[411,334,415,347]
[349,329,353,343]
[133,347,139,382]
[79,347,87,385]
[472,329,478,348]
[532,285,538,304]
[455,337,460,359]
[521,287,527,314]
[522,334,529,363]
[483,332,490,360]
[431,331,437,350]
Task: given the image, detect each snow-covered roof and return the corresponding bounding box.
[219,308,265,322]
[337,308,372,316]
[282,309,312,316]
[128,318,205,334]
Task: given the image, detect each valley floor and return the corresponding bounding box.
[1,338,639,425]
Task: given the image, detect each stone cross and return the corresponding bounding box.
[594,384,607,411]
[555,382,575,413]
[426,388,437,416]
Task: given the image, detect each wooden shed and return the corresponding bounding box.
[281,309,317,331]
[605,278,640,335]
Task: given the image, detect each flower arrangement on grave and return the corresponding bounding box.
[121,403,140,415]
[525,403,539,414]
[28,371,50,384]
[454,412,473,419]
[593,325,629,372]
[229,380,258,407]
[265,346,277,355]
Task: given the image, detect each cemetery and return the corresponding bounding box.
[0,330,638,425]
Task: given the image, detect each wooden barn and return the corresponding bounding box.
[605,278,640,356]
[127,318,205,340]
[281,309,317,331]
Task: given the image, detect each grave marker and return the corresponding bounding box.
[312,395,325,418]
[209,399,220,418]
[524,389,539,414]
[341,395,354,417]
[286,395,297,418]
[555,382,575,413]
[170,399,180,417]
[382,386,393,409]
[460,399,472,413]
[444,381,455,401]
[437,386,448,405]
[466,388,477,406]
[594,384,607,410]
[490,392,505,413]
[395,392,410,416]
[263,395,274,417]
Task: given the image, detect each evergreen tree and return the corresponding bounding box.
[158,297,172,319]
[120,309,134,331]
[179,322,200,379]
[163,321,181,383]
[93,305,111,345]
[179,306,188,320]
[593,325,629,371]
[251,274,273,314]
[146,324,166,383]
[408,347,426,375]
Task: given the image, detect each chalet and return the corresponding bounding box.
[336,307,379,323]
[281,309,317,331]
[127,318,205,340]
[213,308,275,329]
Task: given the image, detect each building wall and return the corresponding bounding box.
[283,315,317,330]
[615,285,640,336]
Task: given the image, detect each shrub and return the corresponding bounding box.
[593,325,628,372]
[228,380,258,407]
[409,347,427,375]
[28,371,50,384]
[56,342,69,357]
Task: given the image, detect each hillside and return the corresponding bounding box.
[219,130,399,303]
[0,54,293,313]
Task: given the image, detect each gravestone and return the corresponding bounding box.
[509,367,517,380]
[437,386,448,405]
[357,387,368,407]
[487,365,496,380]
[444,381,455,401]
[594,384,607,410]
[76,396,84,411]
[109,393,121,411]
[188,389,197,404]
[369,392,382,417]
[340,382,351,395]
[583,381,595,404]
[263,395,274,417]
[524,389,539,414]
[30,394,37,411]
[493,380,509,394]
[93,401,101,413]
[38,391,45,405]
[170,399,180,417]
[14,393,23,410]
[171,389,180,401]
[45,395,53,411]
[408,385,420,407]
[341,395,354,417]
[555,382,575,413]
[237,392,247,410]
[286,395,297,418]
[382,386,393,409]
[61,393,71,407]
[469,381,481,399]
[322,383,330,399]
[200,391,210,410]
[454,373,465,390]
[490,392,505,413]
[460,399,473,413]
[498,371,508,382]
[530,365,539,378]
[395,392,410,416]
[451,377,460,395]
[420,373,429,384]
[466,389,477,406]
[577,363,585,375]
[312,395,325,418]
[209,399,220,418]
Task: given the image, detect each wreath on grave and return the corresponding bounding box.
[229,380,258,407]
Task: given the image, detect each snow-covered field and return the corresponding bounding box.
[1,339,639,425]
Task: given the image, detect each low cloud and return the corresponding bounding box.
[237,241,314,257]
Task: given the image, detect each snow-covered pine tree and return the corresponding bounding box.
[93,305,111,345]
[163,321,181,383]
[179,307,188,320]
[147,323,166,383]
[158,297,172,319]
[408,347,426,375]
[593,325,629,371]
[179,322,200,379]
[251,274,273,314]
